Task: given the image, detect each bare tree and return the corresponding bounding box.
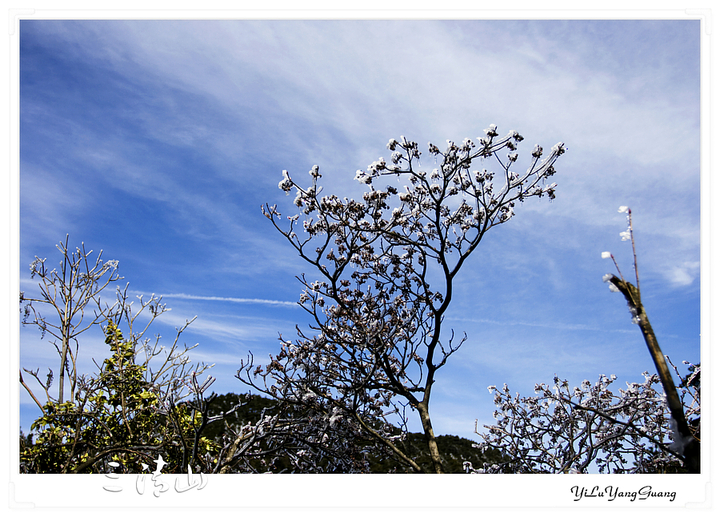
[20,235,122,404]
[237,126,565,472]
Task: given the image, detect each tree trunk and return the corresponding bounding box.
[611,276,700,473]
[417,401,443,473]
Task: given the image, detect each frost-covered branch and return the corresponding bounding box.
[470,365,699,474]
[601,207,699,472]
[241,125,565,473]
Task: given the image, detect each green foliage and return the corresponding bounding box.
[20,322,218,473]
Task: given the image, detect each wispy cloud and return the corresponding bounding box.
[159,292,299,307]
[447,316,637,335]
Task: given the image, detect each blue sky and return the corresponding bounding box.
[16,18,702,441]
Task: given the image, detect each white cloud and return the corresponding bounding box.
[160,292,298,307]
[24,21,700,277]
[666,261,700,287]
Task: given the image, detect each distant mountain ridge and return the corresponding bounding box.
[203,392,503,473]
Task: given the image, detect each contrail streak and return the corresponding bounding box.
[157,293,299,307]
